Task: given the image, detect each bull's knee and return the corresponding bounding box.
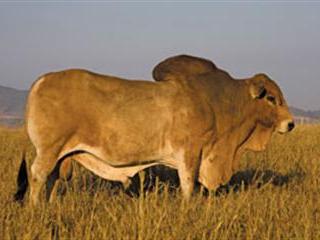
[29,155,59,205]
[60,158,73,181]
[180,179,194,199]
[122,178,132,190]
[178,168,196,199]
[29,164,47,206]
[48,179,61,203]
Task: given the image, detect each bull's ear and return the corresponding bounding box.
[152,55,217,82]
[250,83,266,99]
[249,74,268,99]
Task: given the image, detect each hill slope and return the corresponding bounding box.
[0,85,28,126]
[290,106,320,119]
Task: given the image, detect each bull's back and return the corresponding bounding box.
[26,69,176,158]
[26,70,107,143]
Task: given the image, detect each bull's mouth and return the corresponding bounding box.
[277,130,287,134]
[277,126,290,134]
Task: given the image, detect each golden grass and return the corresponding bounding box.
[0,125,320,239]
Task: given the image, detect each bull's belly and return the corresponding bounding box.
[71,152,177,184]
[62,142,168,163]
[59,141,178,183]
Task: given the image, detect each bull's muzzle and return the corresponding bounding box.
[278,120,295,133]
[287,121,295,132]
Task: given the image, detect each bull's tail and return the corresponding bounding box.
[13,152,29,202]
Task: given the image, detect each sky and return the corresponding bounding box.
[0,1,319,110]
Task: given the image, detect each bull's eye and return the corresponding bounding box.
[266,95,276,105]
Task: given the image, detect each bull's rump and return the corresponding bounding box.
[26,69,178,165]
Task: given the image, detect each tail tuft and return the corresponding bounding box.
[13,153,29,203]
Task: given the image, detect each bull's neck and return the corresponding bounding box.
[231,107,259,148]
[193,74,261,147]
[198,76,252,133]
[215,103,260,162]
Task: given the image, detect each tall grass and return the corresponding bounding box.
[0,125,319,239]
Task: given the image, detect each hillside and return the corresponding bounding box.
[0,85,28,126]
[0,85,319,126]
[290,107,320,120]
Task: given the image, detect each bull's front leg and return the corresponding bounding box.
[177,149,201,199]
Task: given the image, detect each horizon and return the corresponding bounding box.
[1,2,319,110]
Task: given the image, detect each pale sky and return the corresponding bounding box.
[0,2,319,110]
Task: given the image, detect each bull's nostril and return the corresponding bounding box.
[288,122,295,131]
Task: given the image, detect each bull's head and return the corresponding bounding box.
[249,73,295,134]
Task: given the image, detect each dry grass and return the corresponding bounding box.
[0,125,320,239]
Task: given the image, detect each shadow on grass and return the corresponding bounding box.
[214,167,305,196]
[68,165,305,198]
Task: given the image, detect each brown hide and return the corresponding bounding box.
[20,55,293,205]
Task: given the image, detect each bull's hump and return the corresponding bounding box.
[152,55,218,82]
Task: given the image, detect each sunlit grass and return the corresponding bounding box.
[0,125,319,239]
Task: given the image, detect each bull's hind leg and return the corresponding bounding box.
[29,152,59,206]
[48,157,73,203]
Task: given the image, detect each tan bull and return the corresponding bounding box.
[14,55,294,205]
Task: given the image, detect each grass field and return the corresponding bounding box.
[0,125,319,239]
